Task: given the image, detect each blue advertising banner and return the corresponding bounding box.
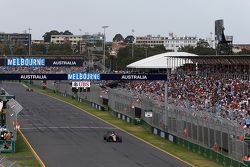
[1,58,84,67]
[0,73,167,80]
[100,74,167,80]
[0,74,67,80]
[45,59,84,66]
[68,73,100,80]
[6,58,45,66]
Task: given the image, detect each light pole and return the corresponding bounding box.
[102,26,109,71]
[79,28,82,55]
[28,27,32,56]
[132,29,135,57]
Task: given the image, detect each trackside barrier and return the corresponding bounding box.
[0,140,15,153]
[109,109,154,133]
[30,81,250,167]
[152,127,246,167]
[176,137,247,167]
[115,112,132,124]
[0,155,23,167]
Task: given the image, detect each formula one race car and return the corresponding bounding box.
[26,88,33,92]
[103,131,122,142]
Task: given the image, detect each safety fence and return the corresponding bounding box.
[0,155,22,167]
[31,80,250,166]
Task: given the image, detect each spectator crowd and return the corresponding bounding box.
[123,74,250,129]
[1,66,250,130]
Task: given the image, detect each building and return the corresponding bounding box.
[164,36,198,52]
[51,33,104,46]
[51,35,83,45]
[135,34,198,52]
[135,35,165,48]
[32,40,49,45]
[82,33,104,45]
[0,33,31,45]
[164,34,198,52]
[233,44,250,53]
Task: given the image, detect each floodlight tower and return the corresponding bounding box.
[28,27,32,56]
[102,26,109,71]
[132,29,135,57]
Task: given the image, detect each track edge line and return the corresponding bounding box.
[18,129,46,167]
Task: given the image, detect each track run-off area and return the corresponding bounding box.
[1,83,191,167]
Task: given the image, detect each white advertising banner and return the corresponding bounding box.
[72,81,91,88]
[145,111,153,118]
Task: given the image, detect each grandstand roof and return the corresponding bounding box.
[127,52,198,69]
[172,54,250,65]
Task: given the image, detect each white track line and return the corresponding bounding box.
[21,126,117,130]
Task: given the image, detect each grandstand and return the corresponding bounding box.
[94,52,250,162]
[125,52,250,161]
[1,52,250,165]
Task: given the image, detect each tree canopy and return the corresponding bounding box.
[178,39,216,55]
[111,45,166,70]
[113,34,124,42]
[124,35,135,43]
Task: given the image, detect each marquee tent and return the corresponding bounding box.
[126,52,198,69]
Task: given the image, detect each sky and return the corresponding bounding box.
[1,0,250,43]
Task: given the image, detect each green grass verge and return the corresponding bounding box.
[4,132,41,167]
[29,84,224,167]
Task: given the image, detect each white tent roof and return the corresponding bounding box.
[126,52,198,69]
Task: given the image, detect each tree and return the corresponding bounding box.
[112,44,167,70]
[196,39,210,48]
[62,30,73,35]
[113,34,124,42]
[31,44,47,55]
[178,45,196,53]
[13,44,27,55]
[178,40,216,55]
[124,35,135,43]
[42,30,60,42]
[0,43,8,55]
[47,43,73,55]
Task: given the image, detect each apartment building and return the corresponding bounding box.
[0,33,31,45]
[135,34,199,51]
[135,35,165,47]
[164,35,198,52]
[51,35,83,45]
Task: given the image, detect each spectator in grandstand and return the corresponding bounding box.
[121,74,250,128]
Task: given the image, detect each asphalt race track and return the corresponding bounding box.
[1,83,191,167]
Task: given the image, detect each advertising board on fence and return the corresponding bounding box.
[72,81,91,88]
[145,111,153,117]
[0,58,84,67]
[0,73,167,81]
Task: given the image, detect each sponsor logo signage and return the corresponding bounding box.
[46,59,83,66]
[145,111,153,118]
[2,58,83,67]
[68,73,100,80]
[0,74,66,80]
[6,58,45,66]
[72,81,91,88]
[0,73,167,80]
[100,74,167,80]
